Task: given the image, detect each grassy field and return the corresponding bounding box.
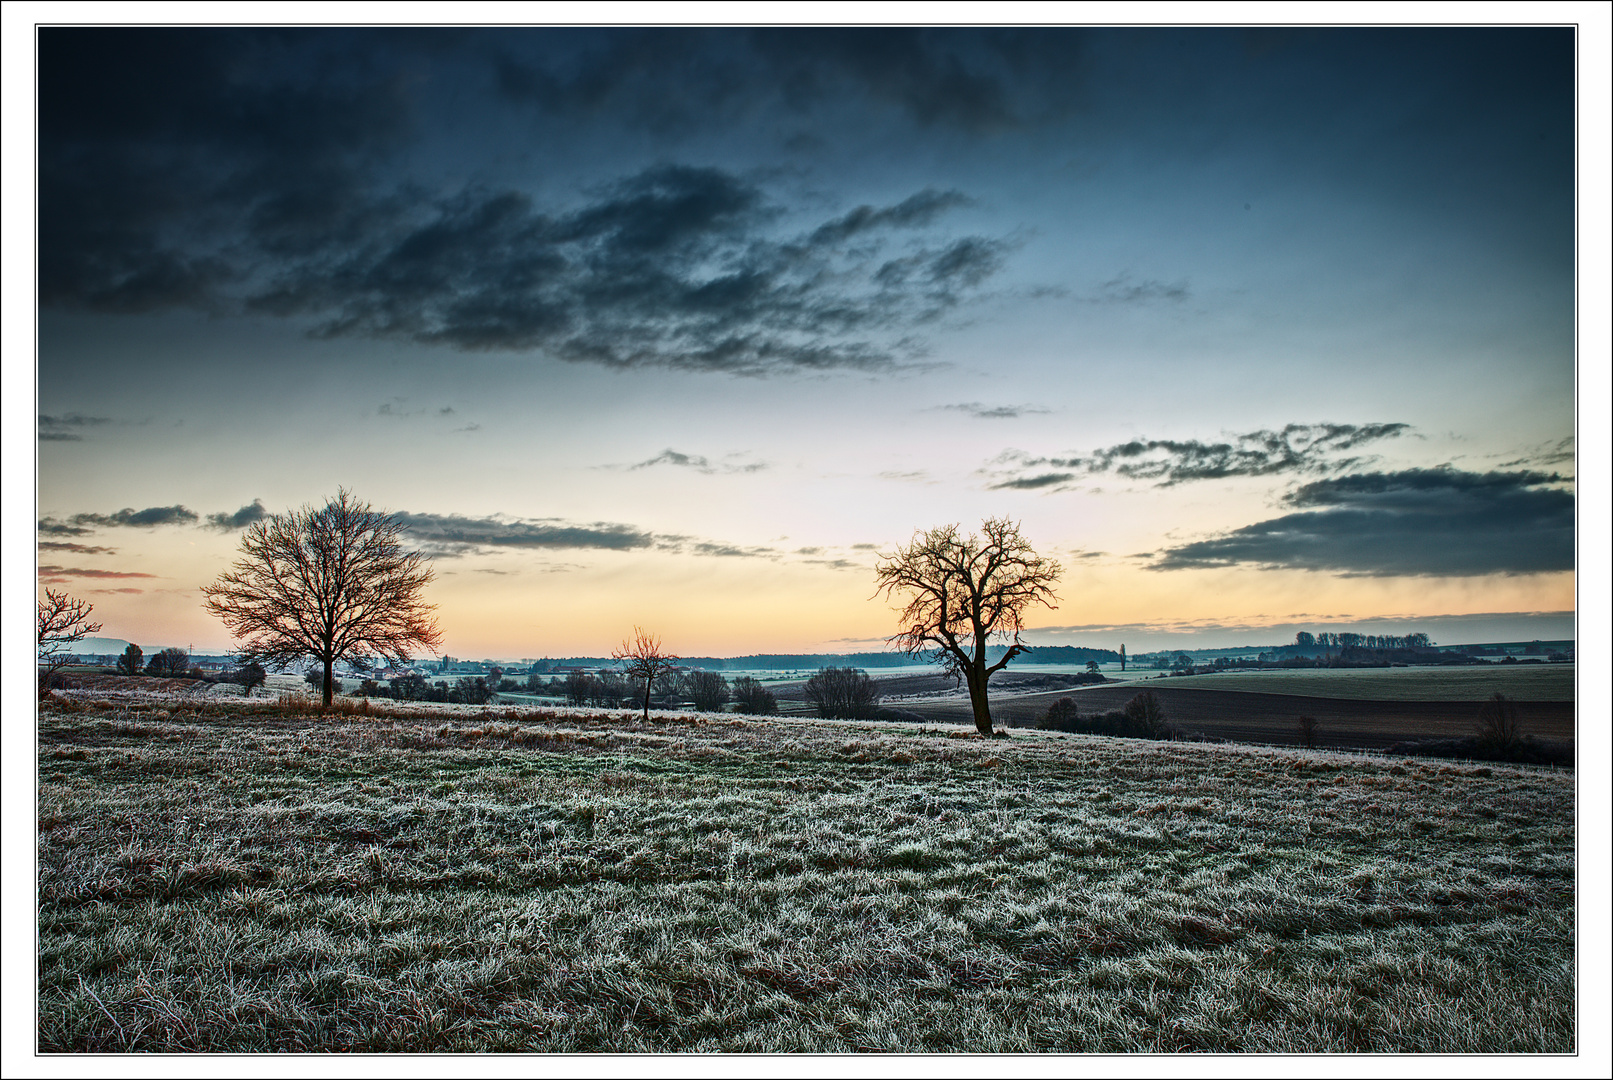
[1151,664,1575,701]
[36,690,1575,1053]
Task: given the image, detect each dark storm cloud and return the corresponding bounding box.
[38,414,113,442]
[39,31,1016,377]
[1150,468,1573,577]
[206,500,269,531]
[39,506,201,533]
[987,423,1411,490]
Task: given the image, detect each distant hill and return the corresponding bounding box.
[64,637,135,656]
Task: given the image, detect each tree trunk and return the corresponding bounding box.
[323,656,334,708]
[964,666,993,735]
[642,681,652,722]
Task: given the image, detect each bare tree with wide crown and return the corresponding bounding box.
[874,517,1062,736]
[203,490,442,708]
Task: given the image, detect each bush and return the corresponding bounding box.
[685,670,731,712]
[1122,691,1171,738]
[304,669,343,696]
[1042,696,1080,729]
[1475,693,1521,751]
[146,647,191,677]
[233,662,267,692]
[451,676,493,705]
[804,667,881,719]
[1040,692,1177,741]
[732,676,779,715]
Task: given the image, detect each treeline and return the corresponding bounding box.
[361,669,781,714]
[519,645,1120,673]
[1293,631,1432,651]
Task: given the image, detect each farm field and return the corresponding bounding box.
[768,665,1576,757]
[37,689,1574,1053]
[1154,664,1575,701]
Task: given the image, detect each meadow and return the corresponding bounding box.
[37,689,1575,1054]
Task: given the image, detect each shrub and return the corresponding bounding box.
[145,647,191,677]
[233,662,267,692]
[304,669,343,696]
[1297,715,1319,748]
[451,676,493,705]
[1475,693,1521,751]
[1122,691,1170,739]
[685,670,731,712]
[1042,692,1176,741]
[1041,697,1080,729]
[731,676,779,715]
[803,667,881,720]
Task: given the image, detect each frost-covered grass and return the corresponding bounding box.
[37,693,1575,1053]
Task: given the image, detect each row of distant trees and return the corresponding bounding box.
[1294,631,1432,651]
[354,665,782,715]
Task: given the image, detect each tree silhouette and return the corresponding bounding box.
[202,490,442,708]
[874,517,1061,735]
[614,627,679,721]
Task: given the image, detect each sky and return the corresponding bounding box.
[17,17,1600,661]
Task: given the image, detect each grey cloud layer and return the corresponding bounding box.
[206,500,269,531]
[393,513,657,556]
[38,505,200,535]
[40,500,268,536]
[988,423,1411,490]
[1151,468,1573,577]
[40,27,1016,379]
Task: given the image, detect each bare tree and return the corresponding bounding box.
[613,627,679,721]
[38,588,103,694]
[202,490,442,708]
[874,517,1061,736]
